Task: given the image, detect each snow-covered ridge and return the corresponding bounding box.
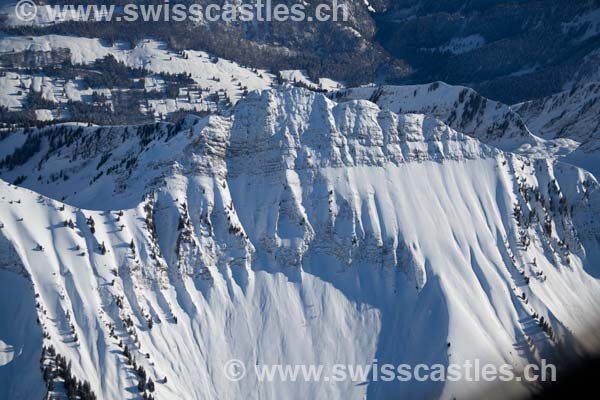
[513,82,600,179]
[514,82,600,143]
[332,83,538,152]
[331,83,600,178]
[0,88,498,209]
[1,87,600,399]
[228,89,498,171]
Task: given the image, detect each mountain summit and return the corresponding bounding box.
[1,88,599,399]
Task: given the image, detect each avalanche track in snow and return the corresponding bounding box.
[1,88,600,400]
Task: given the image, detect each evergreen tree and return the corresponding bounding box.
[147,377,155,392]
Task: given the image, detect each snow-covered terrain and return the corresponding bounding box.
[514,82,600,178]
[0,34,274,85]
[333,83,600,178]
[279,70,343,91]
[514,82,600,143]
[0,35,275,120]
[332,83,539,152]
[1,87,600,399]
[424,34,486,55]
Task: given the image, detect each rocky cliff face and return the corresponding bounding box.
[513,82,600,178]
[1,88,600,399]
[332,82,537,151]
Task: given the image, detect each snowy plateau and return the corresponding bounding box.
[0,86,600,400]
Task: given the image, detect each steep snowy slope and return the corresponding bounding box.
[562,139,600,184]
[333,83,599,172]
[332,83,539,152]
[514,82,600,178]
[1,88,600,400]
[514,82,600,143]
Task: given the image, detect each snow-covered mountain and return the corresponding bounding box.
[332,82,600,178]
[0,34,276,124]
[4,0,598,103]
[0,0,408,91]
[514,82,600,178]
[1,87,600,399]
[332,83,537,152]
[514,82,600,143]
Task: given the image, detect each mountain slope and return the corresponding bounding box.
[514,82,600,178]
[1,88,600,399]
[2,0,408,89]
[332,82,600,176]
[374,0,600,103]
[332,83,539,152]
[514,82,600,143]
[0,34,276,125]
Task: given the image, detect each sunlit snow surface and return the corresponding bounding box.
[0,88,599,399]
